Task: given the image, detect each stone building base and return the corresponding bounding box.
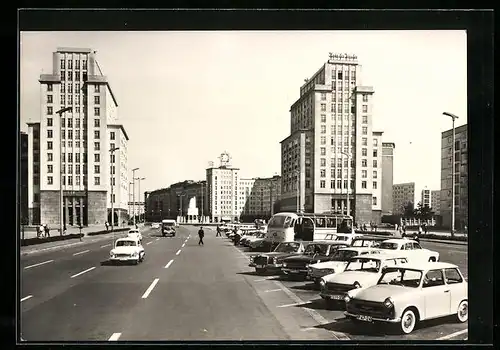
[355,194,373,226]
[40,191,61,226]
[87,191,107,226]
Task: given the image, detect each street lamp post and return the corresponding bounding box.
[294,170,300,213]
[443,112,459,237]
[131,168,139,226]
[56,106,72,236]
[135,177,145,222]
[341,151,352,217]
[109,146,119,231]
[200,182,204,224]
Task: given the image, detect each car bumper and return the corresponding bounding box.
[344,311,401,323]
[282,268,308,275]
[109,256,139,262]
[320,290,348,301]
[249,263,282,270]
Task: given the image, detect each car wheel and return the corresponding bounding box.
[400,308,417,334]
[456,300,468,322]
[428,257,436,262]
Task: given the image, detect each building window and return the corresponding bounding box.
[373,181,377,189]
[76,164,80,174]
[320,92,326,100]
[47,141,53,150]
[94,107,100,116]
[94,96,100,104]
[362,170,367,178]
[373,149,378,157]
[61,71,65,81]
[75,71,80,80]
[362,126,368,135]
[320,114,326,123]
[362,148,367,156]
[47,95,53,104]
[68,176,73,185]
[94,153,100,162]
[68,153,73,162]
[94,177,100,185]
[305,180,310,189]
[68,130,73,139]
[110,143,115,150]
[373,160,378,167]
[373,138,379,147]
[76,176,80,185]
[94,84,100,93]
[320,147,326,156]
[94,165,100,174]
[320,136,326,145]
[47,130,53,138]
[362,94,368,102]
[110,131,116,140]
[320,180,326,188]
[68,71,73,81]
[321,125,326,134]
[362,137,367,146]
[47,153,53,161]
[94,119,100,127]
[321,104,326,112]
[373,170,378,179]
[46,106,53,116]
[94,130,100,139]
[362,105,368,113]
[47,83,53,92]
[362,159,367,167]
[61,95,66,105]
[94,142,100,150]
[68,84,73,93]
[68,59,73,69]
[372,197,377,205]
[362,115,368,124]
[47,165,53,173]
[47,176,53,185]
[361,181,367,189]
[60,59,65,69]
[337,169,342,178]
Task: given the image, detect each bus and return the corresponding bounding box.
[265,212,354,243]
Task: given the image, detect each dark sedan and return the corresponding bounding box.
[249,241,310,274]
[281,242,349,279]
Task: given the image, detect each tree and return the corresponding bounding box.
[415,202,434,222]
[402,201,415,218]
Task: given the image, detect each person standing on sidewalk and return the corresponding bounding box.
[198,227,205,245]
[216,225,222,237]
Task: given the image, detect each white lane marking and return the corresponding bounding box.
[24,259,54,270]
[273,279,350,340]
[436,329,468,340]
[165,259,174,269]
[155,238,160,241]
[109,333,122,341]
[176,249,181,255]
[73,249,90,256]
[21,295,33,302]
[277,301,312,308]
[146,241,153,245]
[70,267,96,278]
[182,243,186,247]
[262,288,282,293]
[100,244,111,248]
[142,278,160,299]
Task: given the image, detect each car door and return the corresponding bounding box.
[422,269,451,319]
[400,242,416,262]
[444,267,466,313]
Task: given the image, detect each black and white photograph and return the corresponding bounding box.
[16,9,492,345]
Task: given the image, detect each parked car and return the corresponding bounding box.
[281,242,349,279]
[334,233,365,245]
[245,232,267,248]
[239,231,260,246]
[378,239,440,263]
[249,240,280,252]
[127,229,142,242]
[151,222,160,229]
[344,262,468,334]
[307,247,382,286]
[350,235,388,248]
[319,254,408,306]
[109,237,145,264]
[249,241,310,274]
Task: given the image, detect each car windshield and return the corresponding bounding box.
[116,240,136,247]
[379,242,399,250]
[352,239,382,247]
[345,258,381,272]
[378,268,422,288]
[274,242,300,253]
[330,249,359,261]
[304,244,329,255]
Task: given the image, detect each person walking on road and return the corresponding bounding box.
[216,225,222,237]
[198,227,205,245]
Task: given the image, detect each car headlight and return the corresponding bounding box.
[273,257,278,264]
[383,297,394,308]
[317,260,321,264]
[344,295,351,303]
[283,262,287,267]
[320,278,326,288]
[250,256,254,262]
[353,281,361,288]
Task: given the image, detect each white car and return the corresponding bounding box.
[344,262,468,334]
[109,237,145,264]
[378,238,439,263]
[308,247,381,285]
[128,229,142,241]
[151,223,160,229]
[334,233,364,246]
[319,254,408,304]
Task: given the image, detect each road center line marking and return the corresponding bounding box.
[108,333,122,341]
[254,277,276,282]
[263,288,282,293]
[155,238,160,241]
[165,259,174,269]
[142,278,160,299]
[24,260,54,269]
[273,279,350,340]
[73,249,90,256]
[146,241,153,245]
[181,243,186,247]
[436,329,468,340]
[100,244,111,248]
[176,249,181,255]
[21,295,33,302]
[70,267,96,278]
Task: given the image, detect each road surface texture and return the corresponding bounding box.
[20,226,467,342]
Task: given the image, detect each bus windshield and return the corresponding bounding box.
[268,215,294,228]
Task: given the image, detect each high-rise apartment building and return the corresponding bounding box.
[392,182,415,215]
[240,175,282,221]
[381,142,395,216]
[20,132,29,224]
[27,47,129,227]
[279,53,384,224]
[440,124,468,230]
[421,188,431,207]
[431,190,441,215]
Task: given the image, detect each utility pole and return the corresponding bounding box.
[131,168,139,226]
[109,146,119,231]
[136,177,145,222]
[443,112,459,238]
[201,182,204,224]
[56,106,72,236]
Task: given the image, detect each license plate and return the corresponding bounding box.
[331,294,344,300]
[256,265,265,268]
[357,315,373,322]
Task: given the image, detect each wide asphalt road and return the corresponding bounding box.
[19,228,468,342]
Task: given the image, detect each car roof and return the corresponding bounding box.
[116,237,139,242]
[352,253,406,260]
[386,261,459,271]
[382,238,418,244]
[353,236,388,241]
[339,246,373,252]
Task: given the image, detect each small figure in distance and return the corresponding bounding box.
[198,226,205,246]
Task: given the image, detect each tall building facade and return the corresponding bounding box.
[240,175,282,221]
[27,47,129,227]
[20,132,29,224]
[392,182,415,215]
[279,53,384,224]
[381,142,395,216]
[440,124,468,230]
[421,188,431,207]
[431,190,441,215]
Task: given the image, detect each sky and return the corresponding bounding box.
[20,30,467,201]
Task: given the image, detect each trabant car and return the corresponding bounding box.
[249,241,310,274]
[344,262,468,334]
[109,237,145,265]
[319,254,408,305]
[378,238,439,263]
[307,247,382,286]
